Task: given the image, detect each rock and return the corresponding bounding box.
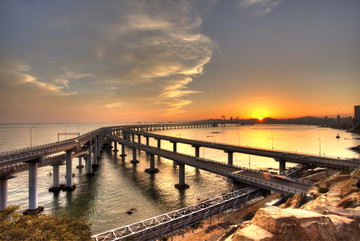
[336,192,360,208]
[327,214,360,241]
[300,193,341,213]
[279,193,306,209]
[250,207,309,241]
[323,206,360,222]
[340,176,360,198]
[229,224,273,241]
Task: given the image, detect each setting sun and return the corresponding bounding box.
[259,117,263,121]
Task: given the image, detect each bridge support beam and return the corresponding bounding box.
[93,139,98,168]
[157,139,161,149]
[175,164,189,190]
[64,150,76,191]
[49,163,62,192]
[25,157,44,213]
[76,156,84,168]
[130,148,139,164]
[278,159,286,174]
[172,142,177,152]
[145,154,159,173]
[193,146,200,158]
[225,151,234,166]
[138,135,141,144]
[131,133,135,142]
[86,141,93,175]
[120,144,127,157]
[0,175,14,211]
[113,141,118,153]
[146,136,149,146]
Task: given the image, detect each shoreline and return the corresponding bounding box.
[172,193,281,241]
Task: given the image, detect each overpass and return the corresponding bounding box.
[119,128,360,171]
[108,135,312,194]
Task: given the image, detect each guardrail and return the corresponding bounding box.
[92,186,260,241]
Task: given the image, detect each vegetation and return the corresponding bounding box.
[0,206,91,241]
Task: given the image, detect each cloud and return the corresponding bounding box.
[0,0,217,120]
[238,0,282,15]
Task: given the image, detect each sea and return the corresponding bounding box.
[1,123,359,234]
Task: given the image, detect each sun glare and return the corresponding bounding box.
[259,117,263,121]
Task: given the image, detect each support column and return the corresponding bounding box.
[0,175,14,211]
[25,158,44,213]
[93,140,98,168]
[225,151,234,166]
[49,163,62,192]
[87,140,93,175]
[279,159,286,173]
[138,135,141,144]
[172,142,177,152]
[175,164,189,189]
[131,133,135,142]
[193,145,200,157]
[113,141,118,153]
[130,148,139,164]
[146,136,150,146]
[64,150,76,191]
[97,137,101,156]
[157,139,161,149]
[120,144,127,157]
[76,156,84,168]
[145,154,159,173]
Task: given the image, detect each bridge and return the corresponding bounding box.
[107,135,312,194]
[1,122,359,216]
[118,128,360,171]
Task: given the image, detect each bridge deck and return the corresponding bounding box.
[109,135,311,194]
[124,129,360,169]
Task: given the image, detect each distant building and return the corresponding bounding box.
[354,105,360,129]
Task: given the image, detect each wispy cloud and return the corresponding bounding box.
[238,0,282,15]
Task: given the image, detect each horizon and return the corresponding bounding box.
[1,1,359,123]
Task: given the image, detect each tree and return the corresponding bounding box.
[0,206,91,241]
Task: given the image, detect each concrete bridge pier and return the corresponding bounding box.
[130,148,139,164]
[76,156,84,168]
[156,139,161,149]
[25,157,44,214]
[277,159,286,174]
[0,174,14,211]
[138,135,141,144]
[96,136,101,157]
[86,141,93,175]
[120,144,127,157]
[49,163,62,192]
[225,151,234,166]
[145,154,159,173]
[113,141,118,153]
[64,150,76,191]
[193,145,200,157]
[175,164,189,190]
[172,142,177,152]
[131,133,135,142]
[146,136,150,146]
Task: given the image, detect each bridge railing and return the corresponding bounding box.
[126,129,359,163]
[92,186,259,241]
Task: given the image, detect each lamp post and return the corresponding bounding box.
[30,127,33,148]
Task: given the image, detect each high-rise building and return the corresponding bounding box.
[354,105,360,128]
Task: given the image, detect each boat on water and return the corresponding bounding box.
[336,133,340,139]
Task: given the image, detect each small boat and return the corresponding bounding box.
[336,134,340,139]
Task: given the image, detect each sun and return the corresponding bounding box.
[259,117,263,121]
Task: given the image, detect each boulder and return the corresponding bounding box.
[327,214,360,241]
[279,193,305,209]
[229,224,273,241]
[250,207,309,241]
[339,176,360,198]
[336,192,360,209]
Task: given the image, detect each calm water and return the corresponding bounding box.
[1,123,359,233]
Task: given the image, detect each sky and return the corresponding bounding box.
[0,0,359,123]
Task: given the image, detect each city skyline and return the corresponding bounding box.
[1,0,359,123]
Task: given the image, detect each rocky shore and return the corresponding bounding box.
[179,169,360,241]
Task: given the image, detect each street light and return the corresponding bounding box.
[30,127,33,148]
